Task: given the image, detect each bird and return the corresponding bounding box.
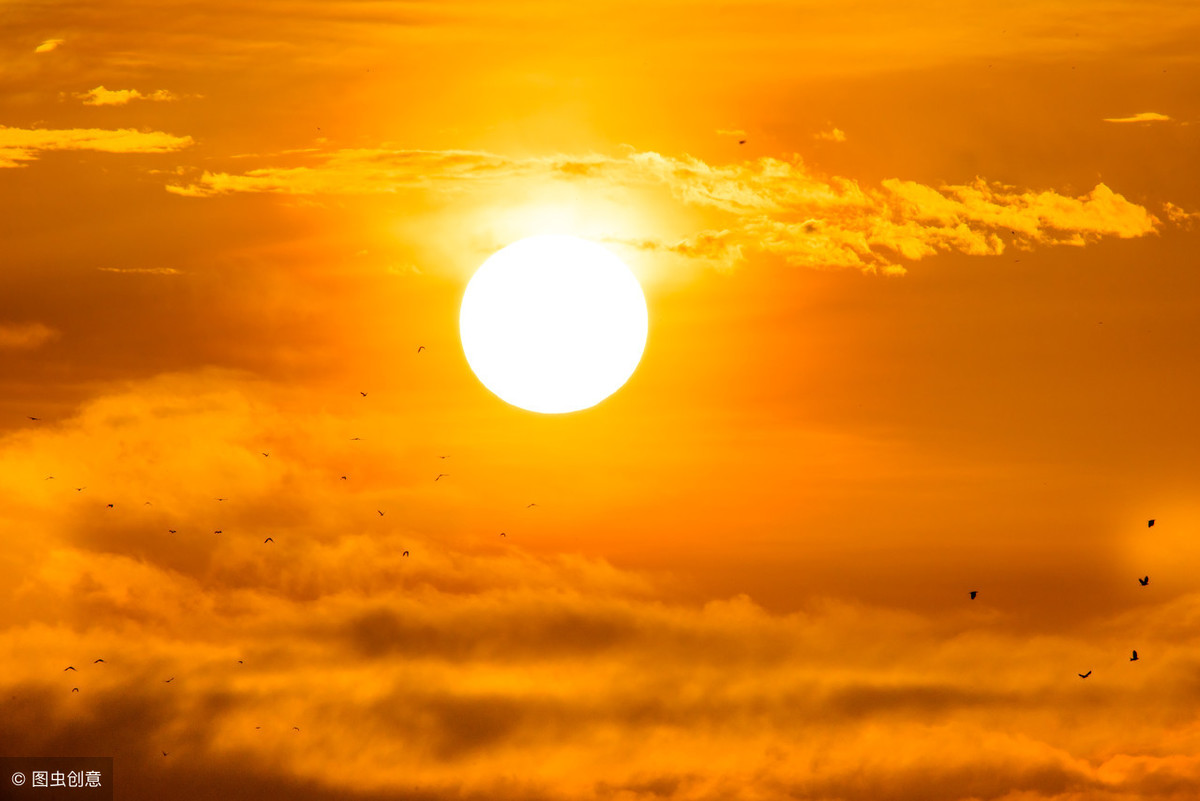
[264,537,274,544]
[144,501,152,505]
[215,497,228,502]
[255,726,262,730]
[350,437,363,441]
[402,550,409,557]
[161,751,168,757]
[500,532,506,537]
[435,473,449,481]
[262,452,269,457]
[738,139,746,144]
[75,487,85,492]
[526,503,537,508]
[360,392,367,397]
[340,476,348,480]
[1079,670,1091,678]
[969,591,977,599]
[168,529,177,534]
[378,510,385,516]
[237,660,243,665]
[417,346,425,353]
[1148,519,1155,527]
[44,475,54,480]
[72,687,79,692]
[292,726,300,732]
[1139,576,1149,586]
[164,677,174,683]
[214,530,222,534]
[64,666,76,671]
[105,503,114,508]
[439,455,449,459]
[93,659,104,664]
[1130,650,1139,661]
[28,416,40,421]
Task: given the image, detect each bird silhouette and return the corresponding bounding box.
[292,726,300,732]
[378,510,384,516]
[439,455,449,459]
[402,550,409,557]
[340,475,348,480]
[264,537,274,544]
[1079,670,1091,678]
[360,392,367,397]
[214,530,222,534]
[262,452,269,457]
[164,677,174,683]
[93,659,104,664]
[526,503,537,508]
[45,475,54,480]
[75,487,85,492]
[64,666,76,671]
[417,346,425,353]
[435,473,449,481]
[738,139,746,144]
[72,687,79,692]
[28,416,40,421]
[350,437,363,441]
[1148,519,1155,527]
[237,660,243,665]
[161,751,168,757]
[500,532,506,537]
[1139,576,1149,586]
[106,503,114,508]
[969,591,977,599]
[216,497,228,502]
[168,529,177,534]
[1130,650,1139,661]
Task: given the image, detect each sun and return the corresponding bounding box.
[460,235,648,414]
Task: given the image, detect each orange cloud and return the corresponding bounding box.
[0,125,193,168]
[33,38,63,54]
[815,127,847,142]
[166,149,1162,275]
[0,322,59,350]
[1103,112,1172,123]
[75,86,179,106]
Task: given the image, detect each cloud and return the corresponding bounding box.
[75,86,179,106]
[96,267,184,275]
[815,127,847,142]
[164,148,1163,275]
[4,370,1200,799]
[1103,112,1173,123]
[33,38,62,54]
[0,322,59,350]
[0,125,194,168]
[1163,202,1200,229]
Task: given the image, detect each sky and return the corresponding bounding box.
[3,1,1200,799]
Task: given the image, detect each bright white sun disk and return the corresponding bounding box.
[459,235,648,414]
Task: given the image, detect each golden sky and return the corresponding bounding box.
[3,1,1200,799]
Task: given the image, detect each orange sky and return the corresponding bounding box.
[3,2,1200,799]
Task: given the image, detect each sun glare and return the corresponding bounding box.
[460,235,649,414]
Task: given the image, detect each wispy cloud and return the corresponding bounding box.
[0,125,194,168]
[1103,112,1172,123]
[97,267,184,275]
[167,148,1162,275]
[815,127,847,142]
[75,86,179,106]
[0,322,59,350]
[33,38,63,54]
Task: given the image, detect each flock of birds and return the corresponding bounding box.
[970,517,1156,678]
[27,365,545,754]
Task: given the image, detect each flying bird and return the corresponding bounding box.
[500,532,506,537]
[75,487,85,492]
[164,677,174,683]
[417,346,425,353]
[1139,576,1149,586]
[264,537,274,543]
[350,437,363,441]
[526,503,537,508]
[262,452,269,457]
[216,497,228,501]
[93,659,104,664]
[214,530,222,534]
[72,687,79,693]
[969,591,977,599]
[378,510,384,516]
[435,473,449,481]
[292,726,300,732]
[168,529,177,534]
[64,666,76,671]
[402,550,409,557]
[105,503,114,508]
[1130,650,1139,661]
[45,475,54,480]
[1079,670,1091,678]
[360,392,367,397]
[28,416,40,421]
[237,660,243,665]
[738,139,746,144]
[341,476,348,480]
[1148,519,1155,527]
[161,751,168,757]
